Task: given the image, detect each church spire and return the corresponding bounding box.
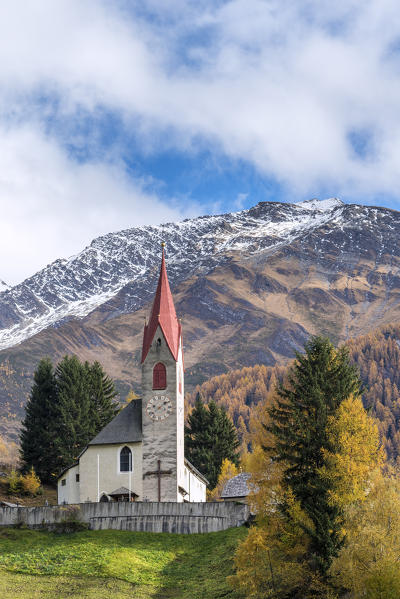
[141,244,181,363]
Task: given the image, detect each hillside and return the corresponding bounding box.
[187,324,400,462]
[0,527,246,599]
[4,198,400,442]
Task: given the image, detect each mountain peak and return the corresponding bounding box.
[296,198,344,212]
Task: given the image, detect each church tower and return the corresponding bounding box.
[141,244,185,502]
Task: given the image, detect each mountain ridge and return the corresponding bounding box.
[2,197,400,445]
[0,198,346,350]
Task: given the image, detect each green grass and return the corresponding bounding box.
[0,527,247,599]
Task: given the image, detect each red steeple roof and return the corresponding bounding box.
[141,246,181,363]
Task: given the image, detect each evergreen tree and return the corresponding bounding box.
[20,358,58,483]
[185,393,214,481]
[21,355,119,482]
[53,355,91,472]
[267,336,362,576]
[185,394,239,489]
[85,361,119,436]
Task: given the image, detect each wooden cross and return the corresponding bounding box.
[144,460,172,502]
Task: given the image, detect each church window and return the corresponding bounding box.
[61,479,66,486]
[153,362,167,389]
[100,494,109,502]
[76,474,80,482]
[156,338,162,347]
[120,446,132,472]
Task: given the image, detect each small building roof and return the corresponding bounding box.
[141,247,182,363]
[89,399,143,446]
[221,472,252,498]
[109,487,139,497]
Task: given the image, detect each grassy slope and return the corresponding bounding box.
[0,527,246,599]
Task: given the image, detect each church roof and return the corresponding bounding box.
[89,399,142,445]
[141,246,181,363]
[221,472,252,498]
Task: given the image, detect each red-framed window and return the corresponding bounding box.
[153,362,167,390]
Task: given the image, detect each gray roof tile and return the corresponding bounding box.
[221,472,252,498]
[89,399,142,445]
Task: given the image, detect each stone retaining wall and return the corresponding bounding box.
[0,502,250,534]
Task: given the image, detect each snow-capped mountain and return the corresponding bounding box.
[0,196,398,354]
[0,198,344,350]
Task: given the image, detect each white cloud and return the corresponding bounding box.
[0,124,194,283]
[0,0,396,191]
[1,1,400,280]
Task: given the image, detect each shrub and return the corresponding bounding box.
[21,467,41,496]
[7,469,22,495]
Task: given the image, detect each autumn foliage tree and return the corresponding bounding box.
[187,323,400,464]
[231,336,383,599]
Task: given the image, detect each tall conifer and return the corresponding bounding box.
[21,355,119,482]
[85,360,119,436]
[268,336,361,576]
[20,358,58,483]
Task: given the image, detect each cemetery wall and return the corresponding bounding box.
[0,501,251,534]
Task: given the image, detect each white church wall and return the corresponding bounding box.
[57,464,80,505]
[182,466,206,502]
[79,442,142,503]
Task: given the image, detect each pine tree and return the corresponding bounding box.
[185,393,213,480]
[21,355,119,482]
[267,336,362,576]
[20,358,58,483]
[85,361,119,436]
[185,394,239,489]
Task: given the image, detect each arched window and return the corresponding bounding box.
[153,362,167,390]
[120,446,132,472]
[100,493,109,502]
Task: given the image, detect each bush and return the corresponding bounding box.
[51,520,89,534]
[7,469,22,495]
[21,467,41,496]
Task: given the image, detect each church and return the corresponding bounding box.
[57,245,208,504]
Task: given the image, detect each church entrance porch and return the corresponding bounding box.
[108,487,139,502]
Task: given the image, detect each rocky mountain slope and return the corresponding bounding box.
[2,197,400,443]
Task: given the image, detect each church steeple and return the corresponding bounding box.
[141,245,181,363]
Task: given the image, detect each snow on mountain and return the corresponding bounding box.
[0,196,386,352]
[296,198,344,212]
[0,280,9,293]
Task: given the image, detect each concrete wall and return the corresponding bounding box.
[0,502,250,534]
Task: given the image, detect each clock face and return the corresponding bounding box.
[146,395,173,421]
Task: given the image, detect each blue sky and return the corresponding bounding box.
[1,0,400,282]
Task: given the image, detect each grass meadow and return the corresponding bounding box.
[0,526,246,599]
